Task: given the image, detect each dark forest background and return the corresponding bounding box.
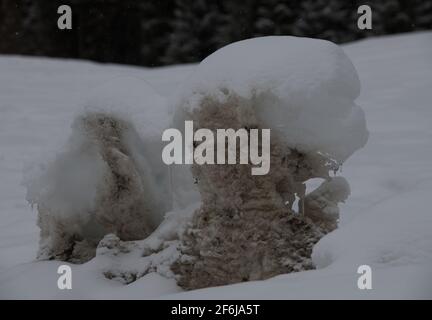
[0,0,431,67]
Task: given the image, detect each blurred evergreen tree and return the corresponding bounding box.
[367,0,416,36]
[140,0,174,66]
[411,0,432,30]
[164,0,225,64]
[1,0,431,66]
[0,0,22,53]
[253,0,300,37]
[71,0,142,64]
[293,0,357,43]
[220,0,258,42]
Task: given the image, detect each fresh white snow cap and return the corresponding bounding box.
[177,36,369,162]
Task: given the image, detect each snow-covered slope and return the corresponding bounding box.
[1,32,432,299]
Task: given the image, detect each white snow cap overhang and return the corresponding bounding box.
[177,36,369,163]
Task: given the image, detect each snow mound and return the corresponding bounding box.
[26,76,173,224]
[176,36,368,162]
[83,76,172,208]
[84,76,170,140]
[23,77,174,262]
[25,128,107,222]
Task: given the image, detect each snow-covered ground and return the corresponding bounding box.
[0,32,431,299]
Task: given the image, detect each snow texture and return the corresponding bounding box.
[176,36,369,163]
[172,92,340,289]
[170,37,365,289]
[0,32,431,298]
[25,111,166,263]
[24,77,173,263]
[83,77,172,203]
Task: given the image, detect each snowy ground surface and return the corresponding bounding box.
[0,32,431,299]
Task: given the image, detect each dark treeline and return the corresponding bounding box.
[0,0,431,67]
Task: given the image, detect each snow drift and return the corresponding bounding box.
[25,78,172,263]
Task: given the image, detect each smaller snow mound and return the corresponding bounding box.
[83,77,172,208]
[24,77,174,262]
[25,112,166,262]
[176,36,368,162]
[84,76,170,140]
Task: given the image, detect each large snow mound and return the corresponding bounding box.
[177,36,368,162]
